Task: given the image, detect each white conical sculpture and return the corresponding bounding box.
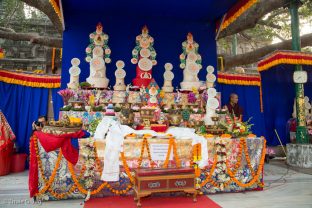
[204,88,219,125]
[180,32,203,90]
[85,23,111,88]
[67,58,81,90]
[114,60,126,91]
[206,65,216,89]
[162,63,174,92]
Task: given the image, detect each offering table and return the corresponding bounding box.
[30,129,266,201]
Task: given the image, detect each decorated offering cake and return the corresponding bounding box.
[85,22,111,88]
[180,33,204,90]
[131,26,157,87]
[105,102,115,116]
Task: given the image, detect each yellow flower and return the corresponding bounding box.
[192,87,198,94]
[159,90,165,98]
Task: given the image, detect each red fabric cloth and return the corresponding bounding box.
[136,124,168,132]
[34,130,85,164]
[29,130,86,198]
[0,111,15,151]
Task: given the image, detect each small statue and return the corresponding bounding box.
[85,22,111,88]
[162,63,174,93]
[67,58,81,90]
[131,25,157,87]
[147,86,159,107]
[113,60,126,91]
[180,33,203,90]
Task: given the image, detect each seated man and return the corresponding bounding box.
[224,93,243,121]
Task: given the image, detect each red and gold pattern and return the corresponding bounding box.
[49,0,63,25]
[258,50,312,72]
[0,69,61,88]
[257,50,312,111]
[217,0,258,31]
[218,73,261,86]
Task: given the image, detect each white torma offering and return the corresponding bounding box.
[67,58,81,90]
[85,22,111,88]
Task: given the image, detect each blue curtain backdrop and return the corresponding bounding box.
[60,15,218,89]
[218,84,266,138]
[261,65,312,145]
[0,82,49,153]
[60,0,241,89]
[52,88,63,120]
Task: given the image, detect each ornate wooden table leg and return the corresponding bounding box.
[193,191,197,202]
[137,197,141,208]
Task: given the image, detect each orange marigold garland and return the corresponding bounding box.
[200,137,266,190]
[226,138,266,188]
[138,134,155,168]
[121,152,134,184]
[192,143,202,189]
[33,136,63,195]
[163,137,181,168]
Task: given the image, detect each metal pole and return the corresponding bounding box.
[232,34,237,56]
[289,0,308,143]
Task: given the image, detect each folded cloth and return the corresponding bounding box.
[29,130,90,198]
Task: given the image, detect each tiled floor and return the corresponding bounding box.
[0,160,311,208]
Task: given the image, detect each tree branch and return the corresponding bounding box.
[218,0,290,39]
[0,27,15,33]
[20,0,63,33]
[224,33,312,68]
[0,30,62,48]
[258,20,282,29]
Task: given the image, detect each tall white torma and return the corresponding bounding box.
[85,23,111,88]
[180,33,203,90]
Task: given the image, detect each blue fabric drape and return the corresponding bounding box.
[0,82,49,153]
[218,84,266,137]
[261,65,312,145]
[51,88,64,120]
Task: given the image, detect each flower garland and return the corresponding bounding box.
[121,152,135,184]
[227,139,266,188]
[34,136,132,198]
[200,137,266,190]
[192,143,202,189]
[33,136,85,199]
[163,137,181,168]
[68,161,132,195]
[137,134,154,168]
[32,136,62,195]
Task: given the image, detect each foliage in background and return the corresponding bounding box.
[218,0,312,57]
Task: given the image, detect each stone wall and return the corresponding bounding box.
[287,143,312,168]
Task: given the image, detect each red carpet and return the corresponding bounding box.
[84,196,221,208]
